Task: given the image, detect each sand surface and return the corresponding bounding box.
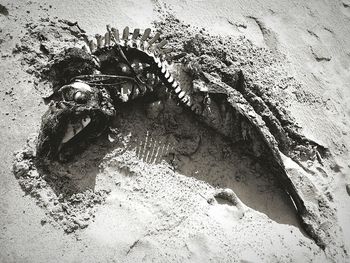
[1,0,350,262]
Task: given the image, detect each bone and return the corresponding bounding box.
[104,32,111,47]
[164,71,170,79]
[175,86,181,93]
[172,81,178,88]
[148,32,160,45]
[82,45,90,54]
[182,95,190,104]
[167,75,174,83]
[160,47,173,54]
[156,39,168,49]
[71,82,93,92]
[160,62,167,73]
[178,91,186,99]
[81,35,92,53]
[132,28,140,40]
[61,116,91,144]
[161,66,166,74]
[111,27,119,42]
[122,26,129,40]
[141,28,151,41]
[121,65,128,73]
[191,104,198,112]
[154,57,160,64]
[95,34,103,48]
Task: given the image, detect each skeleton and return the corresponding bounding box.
[36,25,337,250]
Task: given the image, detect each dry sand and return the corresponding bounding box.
[1,0,350,262]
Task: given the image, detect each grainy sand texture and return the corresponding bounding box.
[1,0,350,262]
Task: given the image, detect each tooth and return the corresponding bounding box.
[61,116,91,144]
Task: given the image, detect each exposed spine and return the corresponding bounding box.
[85,26,198,113]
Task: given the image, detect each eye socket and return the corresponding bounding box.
[74,91,87,104]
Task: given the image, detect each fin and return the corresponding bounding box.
[132,28,140,40]
[148,32,160,45]
[122,26,129,40]
[141,28,151,41]
[111,27,119,42]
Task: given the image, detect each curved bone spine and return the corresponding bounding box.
[90,26,196,112]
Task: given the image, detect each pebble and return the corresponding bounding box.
[346,184,350,197]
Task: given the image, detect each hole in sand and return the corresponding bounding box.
[102,97,303,229]
[32,91,304,233]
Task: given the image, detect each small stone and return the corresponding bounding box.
[74,218,88,229]
[13,162,30,178]
[28,170,39,178]
[40,218,47,225]
[346,184,350,197]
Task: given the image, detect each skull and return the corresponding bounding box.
[36,81,115,161]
